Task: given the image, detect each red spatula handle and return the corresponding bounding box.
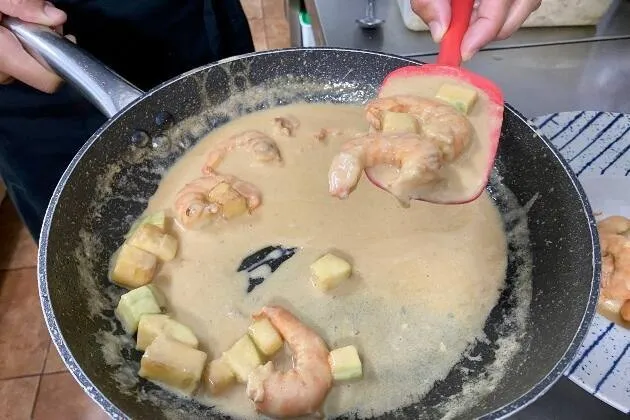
[437,0,475,67]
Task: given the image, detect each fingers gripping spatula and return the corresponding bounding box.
[365,0,505,205]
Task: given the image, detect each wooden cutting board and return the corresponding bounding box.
[397,0,613,31]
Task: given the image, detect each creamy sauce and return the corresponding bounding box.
[373,75,496,203]
[141,103,508,418]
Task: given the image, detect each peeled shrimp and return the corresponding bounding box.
[328,132,442,200]
[366,95,472,161]
[202,130,281,173]
[173,173,261,229]
[599,233,630,300]
[246,306,332,418]
[598,215,630,237]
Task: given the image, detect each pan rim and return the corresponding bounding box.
[36,46,600,420]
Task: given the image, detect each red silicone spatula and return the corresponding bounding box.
[365,0,505,205]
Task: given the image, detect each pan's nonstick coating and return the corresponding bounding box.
[39,48,599,420]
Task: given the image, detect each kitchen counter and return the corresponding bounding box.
[293,0,630,117]
[285,0,630,419]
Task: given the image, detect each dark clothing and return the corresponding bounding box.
[0,0,254,240]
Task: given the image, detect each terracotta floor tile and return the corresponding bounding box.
[249,18,269,51]
[0,268,49,379]
[0,199,37,270]
[33,372,109,420]
[43,342,67,374]
[265,18,291,49]
[241,0,263,20]
[262,0,286,19]
[0,376,39,420]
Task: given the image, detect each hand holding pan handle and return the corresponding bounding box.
[1,17,143,118]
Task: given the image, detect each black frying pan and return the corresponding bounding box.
[4,18,600,420]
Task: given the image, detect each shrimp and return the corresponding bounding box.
[202,130,281,173]
[598,215,630,237]
[599,233,630,300]
[365,95,473,161]
[246,306,332,418]
[173,173,261,229]
[273,115,300,137]
[328,132,442,200]
[621,300,630,322]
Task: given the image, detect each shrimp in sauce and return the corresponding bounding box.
[365,95,472,161]
[246,306,332,418]
[328,132,442,200]
[174,173,261,229]
[203,130,281,174]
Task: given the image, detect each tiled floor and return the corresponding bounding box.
[0,2,289,418]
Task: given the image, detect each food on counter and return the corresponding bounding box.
[139,334,207,396]
[110,244,158,289]
[246,306,332,418]
[223,335,264,383]
[136,314,199,351]
[205,357,237,395]
[127,224,178,262]
[248,318,284,357]
[596,215,630,324]
[310,253,352,292]
[329,345,363,381]
[173,172,262,229]
[115,286,162,334]
[435,83,478,114]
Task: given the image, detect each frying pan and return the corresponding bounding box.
[4,18,600,420]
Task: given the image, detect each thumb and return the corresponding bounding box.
[410,0,450,43]
[0,1,66,27]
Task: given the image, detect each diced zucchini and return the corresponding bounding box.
[208,182,248,219]
[435,83,478,114]
[381,111,419,134]
[136,314,199,351]
[125,211,167,239]
[204,357,236,395]
[146,284,167,309]
[136,314,170,350]
[127,224,178,261]
[223,335,263,383]
[328,345,363,381]
[139,335,207,395]
[110,243,158,289]
[115,286,161,334]
[248,318,283,357]
[310,253,352,292]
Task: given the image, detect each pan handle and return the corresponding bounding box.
[1,17,144,118]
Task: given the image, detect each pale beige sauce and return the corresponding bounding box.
[373,75,494,203]
[142,103,507,418]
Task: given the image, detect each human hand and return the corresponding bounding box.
[0,0,68,92]
[411,0,542,61]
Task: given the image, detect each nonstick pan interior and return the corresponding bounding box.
[39,48,599,419]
